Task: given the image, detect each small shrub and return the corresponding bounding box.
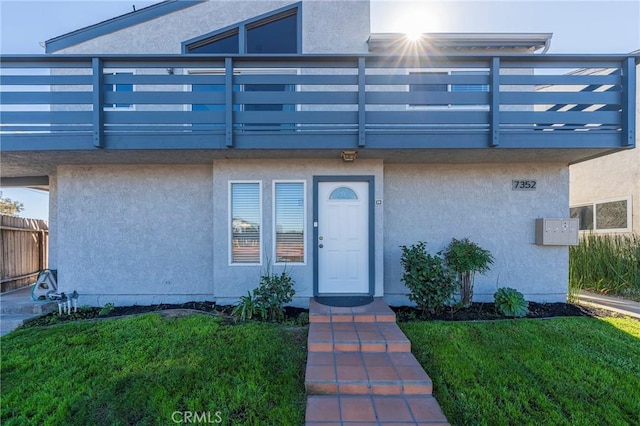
[443,238,494,307]
[232,291,263,321]
[400,242,457,314]
[254,270,296,322]
[232,267,296,323]
[296,312,310,326]
[98,302,115,317]
[494,287,529,317]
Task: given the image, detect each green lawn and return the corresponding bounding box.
[401,317,640,426]
[1,314,307,425]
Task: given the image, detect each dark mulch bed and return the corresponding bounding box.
[392,301,614,322]
[23,300,617,329]
[24,302,309,328]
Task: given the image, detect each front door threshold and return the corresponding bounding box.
[314,295,374,307]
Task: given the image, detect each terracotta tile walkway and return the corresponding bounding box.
[305,298,449,425]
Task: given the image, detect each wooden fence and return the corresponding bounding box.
[0,215,48,292]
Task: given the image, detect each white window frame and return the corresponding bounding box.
[571,195,632,233]
[229,180,263,266]
[273,180,307,265]
[103,69,136,111]
[406,68,490,111]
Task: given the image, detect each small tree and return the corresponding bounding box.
[0,197,24,216]
[400,242,456,315]
[443,238,494,307]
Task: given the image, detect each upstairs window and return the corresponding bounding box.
[104,71,133,109]
[409,70,489,108]
[246,10,298,53]
[409,71,448,107]
[184,4,300,54]
[187,30,239,54]
[450,70,490,92]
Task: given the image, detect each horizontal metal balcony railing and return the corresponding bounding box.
[0,54,636,151]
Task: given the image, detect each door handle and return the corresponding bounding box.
[319,244,324,248]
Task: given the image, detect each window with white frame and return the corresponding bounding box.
[230,182,262,264]
[104,71,134,109]
[570,196,632,232]
[408,70,489,109]
[274,181,305,264]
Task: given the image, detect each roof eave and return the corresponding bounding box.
[368,32,553,52]
[45,0,206,53]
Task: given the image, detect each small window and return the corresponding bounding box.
[186,30,240,54]
[409,72,447,107]
[104,72,133,109]
[230,182,261,264]
[246,11,298,53]
[189,71,296,129]
[570,205,594,231]
[450,70,490,93]
[329,187,358,200]
[570,197,632,232]
[409,70,489,108]
[274,182,305,263]
[595,200,628,230]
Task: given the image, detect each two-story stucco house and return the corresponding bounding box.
[1,0,636,307]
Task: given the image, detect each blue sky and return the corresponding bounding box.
[1,0,639,220]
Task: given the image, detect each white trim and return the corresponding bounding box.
[273,180,307,266]
[228,180,263,266]
[571,195,632,233]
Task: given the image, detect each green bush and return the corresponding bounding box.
[400,242,456,314]
[494,287,529,317]
[98,302,115,317]
[254,270,296,322]
[443,238,494,307]
[232,268,296,322]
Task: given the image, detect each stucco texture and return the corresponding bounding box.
[383,163,570,304]
[54,0,370,55]
[55,165,214,306]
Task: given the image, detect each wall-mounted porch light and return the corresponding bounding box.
[341,150,358,162]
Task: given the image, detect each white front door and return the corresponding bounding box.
[317,181,370,294]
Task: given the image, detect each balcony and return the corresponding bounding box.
[0,54,636,154]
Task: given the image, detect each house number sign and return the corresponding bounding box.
[512,180,537,190]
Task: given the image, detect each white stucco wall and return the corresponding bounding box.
[55,164,214,306]
[55,161,571,307]
[53,0,370,55]
[384,163,570,304]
